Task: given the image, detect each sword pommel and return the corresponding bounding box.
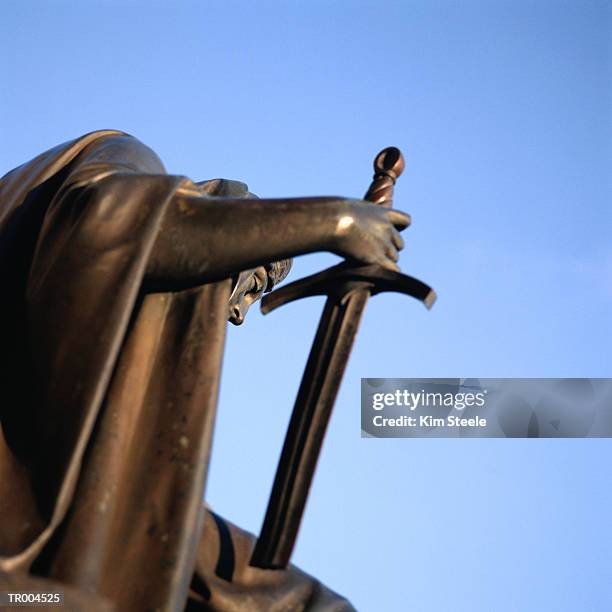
[374,146,405,180]
[364,146,405,207]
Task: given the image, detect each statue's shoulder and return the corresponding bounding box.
[67,130,166,175]
[38,129,134,163]
[72,128,130,144]
[0,130,160,212]
[1,130,129,185]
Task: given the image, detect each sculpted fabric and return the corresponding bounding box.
[0,132,354,611]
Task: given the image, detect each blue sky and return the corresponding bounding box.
[2,2,611,610]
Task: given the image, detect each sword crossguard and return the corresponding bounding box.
[261,262,436,314]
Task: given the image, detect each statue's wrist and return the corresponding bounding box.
[330,200,357,256]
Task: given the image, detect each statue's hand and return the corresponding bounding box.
[334,200,411,271]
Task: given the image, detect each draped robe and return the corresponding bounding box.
[0,132,354,611]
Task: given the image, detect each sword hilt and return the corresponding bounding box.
[261,147,414,313]
[363,146,405,207]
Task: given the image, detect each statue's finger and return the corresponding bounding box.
[385,244,400,263]
[390,228,405,250]
[383,260,401,273]
[387,209,411,230]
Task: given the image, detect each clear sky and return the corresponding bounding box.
[2,1,611,610]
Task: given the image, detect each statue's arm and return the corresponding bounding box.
[47,133,408,291]
[145,192,410,290]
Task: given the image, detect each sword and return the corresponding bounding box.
[250,147,436,569]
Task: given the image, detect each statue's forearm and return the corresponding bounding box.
[145,194,348,289]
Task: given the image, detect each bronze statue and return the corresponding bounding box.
[0,130,421,610]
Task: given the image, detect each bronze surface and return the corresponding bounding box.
[0,132,423,610]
